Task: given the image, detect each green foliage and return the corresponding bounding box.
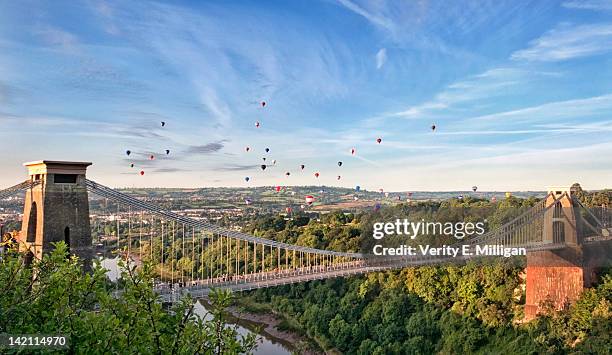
[238,195,611,354]
[0,243,257,354]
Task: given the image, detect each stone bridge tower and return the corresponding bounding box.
[524,186,585,320]
[19,161,93,265]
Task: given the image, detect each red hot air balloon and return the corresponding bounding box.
[314,172,320,178]
[376,138,382,144]
[150,155,155,160]
[305,195,315,205]
[275,186,282,192]
[140,171,145,176]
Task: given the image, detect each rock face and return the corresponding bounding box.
[19,161,93,268]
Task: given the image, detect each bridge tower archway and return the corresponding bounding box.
[525,186,585,321]
[18,161,92,267]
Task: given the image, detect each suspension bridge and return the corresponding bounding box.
[1,160,611,319]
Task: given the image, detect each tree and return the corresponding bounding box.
[0,242,257,354]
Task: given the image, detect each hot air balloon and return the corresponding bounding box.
[245,147,250,152]
[261,101,266,107]
[285,172,291,176]
[431,124,436,131]
[261,164,267,170]
[265,148,270,153]
[255,121,260,128]
[505,192,512,198]
[376,138,382,144]
[165,149,170,155]
[286,207,292,214]
[305,195,315,205]
[149,155,155,160]
[130,163,134,168]
[355,186,361,192]
[126,150,131,156]
[161,121,166,127]
[314,172,320,178]
[472,186,478,192]
[245,177,250,182]
[275,186,282,192]
[351,148,356,155]
[140,171,145,176]
[300,164,305,170]
[337,175,341,180]
[272,159,277,165]
[337,161,343,167]
[262,157,267,162]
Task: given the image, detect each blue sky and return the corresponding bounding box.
[1,0,612,191]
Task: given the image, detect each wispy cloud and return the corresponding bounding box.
[375,48,387,69]
[214,164,260,171]
[563,0,612,11]
[34,26,80,52]
[511,23,612,61]
[184,141,226,155]
[391,68,528,119]
[336,0,395,33]
[470,93,612,123]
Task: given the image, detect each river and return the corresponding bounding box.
[100,257,292,355]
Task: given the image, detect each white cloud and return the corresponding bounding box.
[336,0,395,33]
[392,68,526,118]
[511,23,612,61]
[470,93,612,123]
[562,0,612,11]
[34,26,80,52]
[375,48,387,69]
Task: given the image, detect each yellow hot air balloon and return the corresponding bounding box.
[505,192,512,198]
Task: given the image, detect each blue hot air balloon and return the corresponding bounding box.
[355,186,361,192]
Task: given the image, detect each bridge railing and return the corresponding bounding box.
[86,179,363,259]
